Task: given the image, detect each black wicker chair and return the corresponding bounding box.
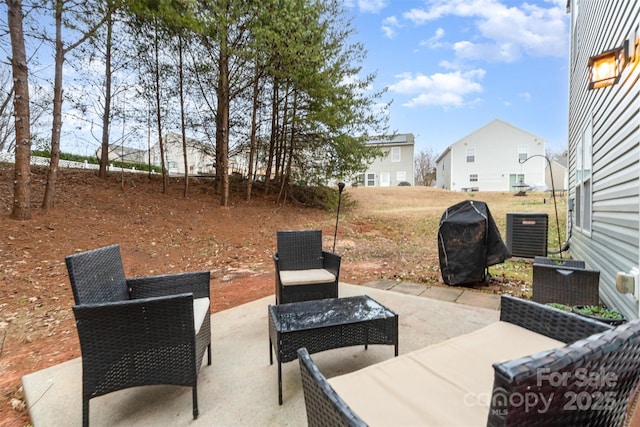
[298,347,367,427]
[298,296,640,427]
[65,244,211,427]
[273,230,341,304]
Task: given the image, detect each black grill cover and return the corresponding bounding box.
[438,200,511,285]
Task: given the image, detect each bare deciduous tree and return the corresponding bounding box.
[415,148,438,187]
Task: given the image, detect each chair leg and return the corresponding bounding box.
[207,343,212,365]
[82,398,89,427]
[193,385,199,419]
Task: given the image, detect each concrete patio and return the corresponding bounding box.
[22,282,501,426]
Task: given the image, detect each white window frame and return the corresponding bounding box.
[575,119,592,235]
[366,173,375,187]
[470,173,478,182]
[391,147,401,162]
[518,145,528,163]
[466,147,475,163]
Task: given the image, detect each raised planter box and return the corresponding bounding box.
[532,257,600,306]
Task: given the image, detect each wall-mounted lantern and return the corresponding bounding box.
[588,26,640,90]
[587,41,627,89]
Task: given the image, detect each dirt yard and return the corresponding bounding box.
[0,165,566,425]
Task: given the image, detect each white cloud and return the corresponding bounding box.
[403,0,568,61]
[358,0,387,13]
[382,16,401,39]
[388,69,485,108]
[419,27,445,49]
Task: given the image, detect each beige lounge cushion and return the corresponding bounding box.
[193,297,210,335]
[328,321,564,427]
[279,269,336,286]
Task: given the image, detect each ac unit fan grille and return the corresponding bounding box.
[506,213,548,258]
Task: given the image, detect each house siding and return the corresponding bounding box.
[567,0,639,318]
[359,134,415,187]
[436,119,546,191]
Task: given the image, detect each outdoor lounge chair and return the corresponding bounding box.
[65,244,211,427]
[298,295,640,426]
[273,230,341,304]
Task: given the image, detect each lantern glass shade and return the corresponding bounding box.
[588,45,626,89]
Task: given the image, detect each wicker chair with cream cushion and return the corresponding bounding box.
[273,230,341,304]
[65,244,211,427]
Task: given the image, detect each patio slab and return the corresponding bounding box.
[22,283,499,427]
[421,285,465,303]
[456,290,502,311]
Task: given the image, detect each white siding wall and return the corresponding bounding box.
[444,120,546,191]
[567,0,640,318]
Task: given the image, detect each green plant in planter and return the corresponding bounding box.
[573,305,622,319]
[572,305,626,325]
[546,302,572,312]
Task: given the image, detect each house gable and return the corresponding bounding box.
[436,119,546,192]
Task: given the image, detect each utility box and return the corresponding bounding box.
[506,213,548,258]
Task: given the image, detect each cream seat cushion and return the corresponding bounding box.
[279,269,336,286]
[328,321,564,427]
[193,297,210,335]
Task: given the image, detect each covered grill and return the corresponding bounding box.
[438,200,511,285]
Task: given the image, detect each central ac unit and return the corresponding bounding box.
[506,213,548,258]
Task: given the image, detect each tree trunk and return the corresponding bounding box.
[278,91,297,206]
[98,9,113,178]
[178,34,189,197]
[264,76,279,195]
[153,21,167,193]
[42,0,65,210]
[216,27,230,207]
[7,0,31,220]
[246,65,260,201]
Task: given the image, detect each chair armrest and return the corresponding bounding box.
[489,319,640,426]
[322,251,341,277]
[499,295,612,343]
[73,293,197,358]
[128,270,210,299]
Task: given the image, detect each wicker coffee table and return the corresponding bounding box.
[269,295,398,404]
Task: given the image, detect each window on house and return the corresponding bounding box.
[356,174,365,186]
[466,148,475,163]
[575,120,592,233]
[470,174,478,182]
[396,171,406,182]
[518,145,528,162]
[366,173,375,187]
[391,147,401,162]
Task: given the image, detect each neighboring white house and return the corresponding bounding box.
[435,119,546,192]
[545,155,568,193]
[149,132,215,175]
[565,1,639,319]
[354,133,415,187]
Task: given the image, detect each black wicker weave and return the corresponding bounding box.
[298,347,368,427]
[532,261,600,306]
[297,295,640,427]
[65,244,211,427]
[269,295,398,404]
[273,230,341,304]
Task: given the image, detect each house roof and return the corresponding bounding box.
[435,118,546,163]
[367,133,415,146]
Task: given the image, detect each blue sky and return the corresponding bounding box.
[344,0,570,156]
